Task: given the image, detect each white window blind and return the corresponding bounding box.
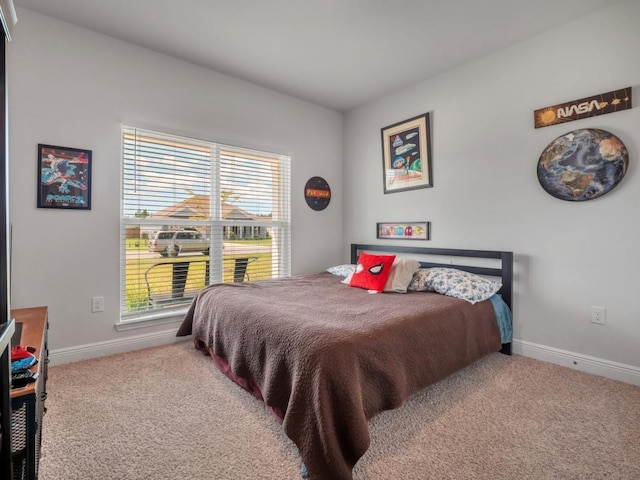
[121,126,291,321]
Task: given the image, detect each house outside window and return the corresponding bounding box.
[120,127,291,325]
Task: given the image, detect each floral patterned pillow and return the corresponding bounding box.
[408,268,501,304]
[326,264,356,277]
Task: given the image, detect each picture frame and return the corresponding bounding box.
[377,222,430,240]
[381,112,432,194]
[37,144,92,210]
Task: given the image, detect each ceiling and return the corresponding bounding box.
[15,0,620,112]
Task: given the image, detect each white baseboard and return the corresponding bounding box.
[49,328,188,366]
[513,339,640,387]
[49,332,640,387]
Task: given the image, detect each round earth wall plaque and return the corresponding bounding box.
[537,128,628,202]
[304,176,331,211]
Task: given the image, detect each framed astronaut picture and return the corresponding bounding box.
[37,144,92,210]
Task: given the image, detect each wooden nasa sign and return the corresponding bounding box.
[304,176,331,211]
[534,87,632,128]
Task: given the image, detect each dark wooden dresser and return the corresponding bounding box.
[10,307,48,480]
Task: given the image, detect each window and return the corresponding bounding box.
[120,127,291,324]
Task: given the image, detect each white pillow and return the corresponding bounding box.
[383,258,421,293]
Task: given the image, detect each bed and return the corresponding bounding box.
[176,243,513,479]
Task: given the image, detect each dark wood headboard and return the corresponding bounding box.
[351,244,514,356]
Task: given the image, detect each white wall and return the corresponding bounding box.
[344,0,640,370]
[7,9,344,354]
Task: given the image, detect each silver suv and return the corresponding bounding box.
[149,229,210,257]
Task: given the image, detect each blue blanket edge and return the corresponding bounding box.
[490,294,513,344]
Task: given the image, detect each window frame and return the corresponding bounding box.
[117,126,291,329]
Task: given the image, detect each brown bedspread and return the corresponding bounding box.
[176,272,501,480]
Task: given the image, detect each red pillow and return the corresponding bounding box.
[349,252,396,292]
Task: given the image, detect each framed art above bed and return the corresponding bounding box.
[381,113,432,194]
[377,222,430,240]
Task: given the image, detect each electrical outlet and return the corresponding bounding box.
[591,306,606,325]
[92,296,104,313]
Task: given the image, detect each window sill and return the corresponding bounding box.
[115,307,189,332]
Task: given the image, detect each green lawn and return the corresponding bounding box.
[125,252,272,312]
[125,238,149,251]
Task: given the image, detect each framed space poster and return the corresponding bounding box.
[37,143,92,210]
[381,112,432,194]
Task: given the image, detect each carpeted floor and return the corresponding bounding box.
[39,341,640,479]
